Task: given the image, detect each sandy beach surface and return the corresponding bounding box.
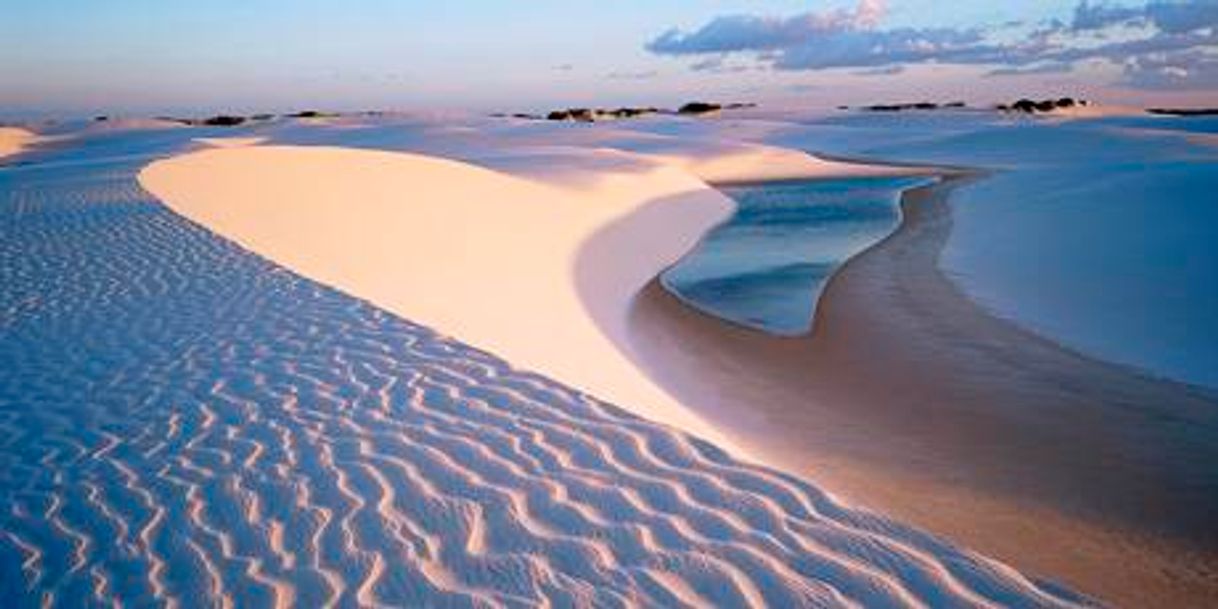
[0,120,1096,607]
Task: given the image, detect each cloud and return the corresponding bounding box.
[1145,0,1218,33]
[646,0,1218,90]
[606,70,659,80]
[985,62,1074,77]
[769,26,992,70]
[1070,1,1146,30]
[854,64,906,76]
[1123,47,1218,88]
[688,57,754,73]
[647,0,886,55]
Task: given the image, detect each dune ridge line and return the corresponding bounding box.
[138,143,911,454]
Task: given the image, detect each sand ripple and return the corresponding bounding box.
[0,142,1094,607]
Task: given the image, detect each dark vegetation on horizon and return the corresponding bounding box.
[1147,107,1218,116]
[845,101,968,112]
[286,110,340,119]
[499,101,758,123]
[131,110,343,128]
[32,99,1218,132]
[544,107,660,122]
[840,98,1091,115]
[154,115,256,127]
[998,97,1086,114]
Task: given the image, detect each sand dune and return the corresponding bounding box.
[0,132,1093,606]
[142,145,737,451]
[0,127,37,159]
[194,136,268,148]
[1044,103,1149,119]
[140,144,909,453]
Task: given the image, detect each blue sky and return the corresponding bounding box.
[1,1,1214,118]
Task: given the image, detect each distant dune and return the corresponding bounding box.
[0,127,36,158]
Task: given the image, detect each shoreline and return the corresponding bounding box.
[664,162,961,337]
[628,173,1218,606]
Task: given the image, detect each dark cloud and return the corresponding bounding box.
[1063,0,1218,34]
[646,0,1218,90]
[1070,1,1146,30]
[647,0,884,55]
[1123,47,1218,88]
[1146,0,1218,32]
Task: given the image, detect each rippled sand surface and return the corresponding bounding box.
[0,127,1091,607]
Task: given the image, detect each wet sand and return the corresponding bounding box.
[627,175,1218,607]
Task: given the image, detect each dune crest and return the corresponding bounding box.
[140,143,915,455]
[142,145,742,449]
[194,136,268,148]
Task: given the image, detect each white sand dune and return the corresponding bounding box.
[132,136,1096,605]
[143,145,739,451]
[87,117,190,131]
[140,144,908,453]
[0,123,1090,606]
[1044,103,1148,119]
[0,127,37,159]
[194,136,268,148]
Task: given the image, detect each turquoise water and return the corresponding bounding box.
[742,113,1218,390]
[661,176,929,335]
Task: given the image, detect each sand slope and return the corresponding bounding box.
[0,127,36,159]
[142,145,740,450]
[0,132,1092,606]
[140,143,912,452]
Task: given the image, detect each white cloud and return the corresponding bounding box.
[646,0,1218,90]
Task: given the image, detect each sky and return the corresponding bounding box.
[1,0,1215,118]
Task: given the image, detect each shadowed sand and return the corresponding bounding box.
[126,140,1098,606]
[624,175,1218,607]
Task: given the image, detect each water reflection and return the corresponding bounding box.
[662,176,930,335]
